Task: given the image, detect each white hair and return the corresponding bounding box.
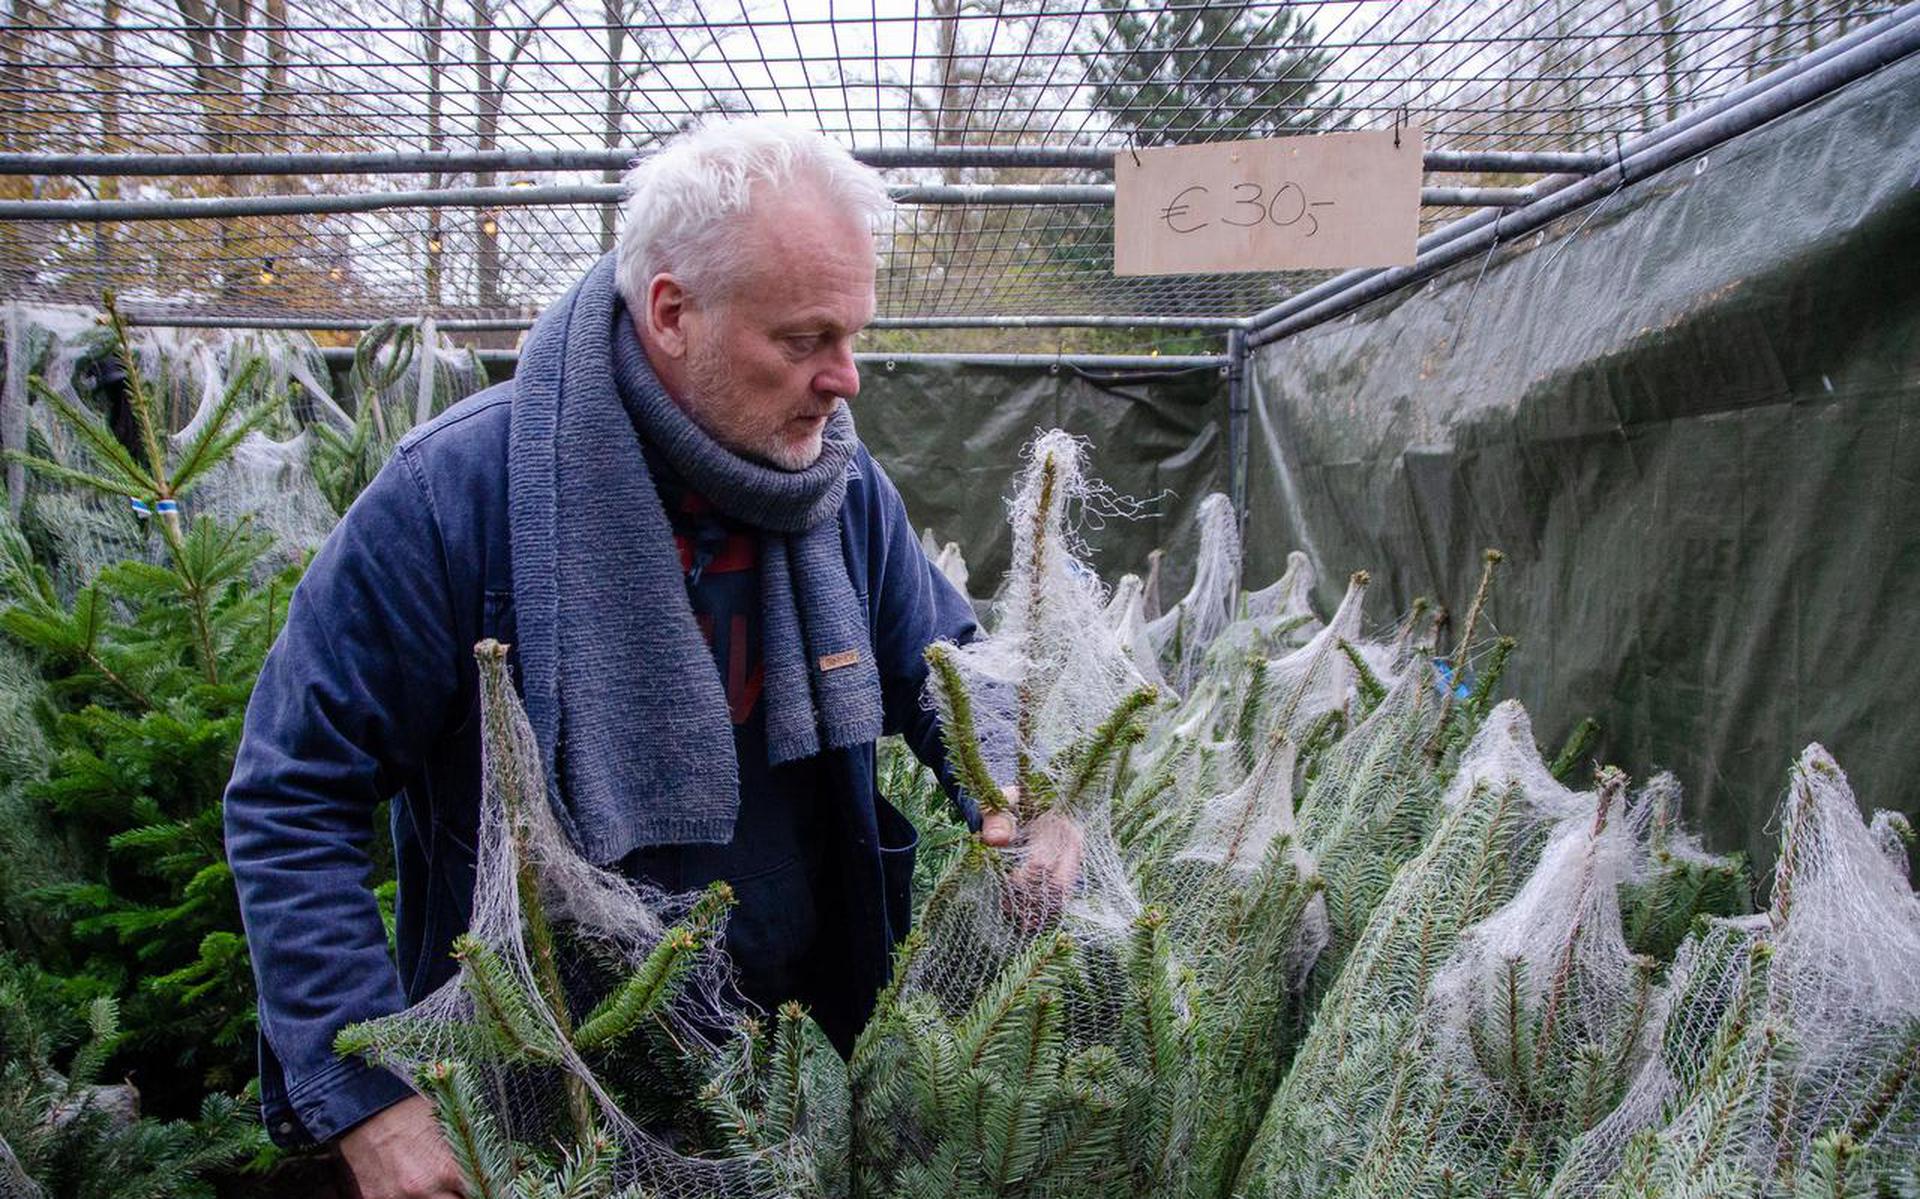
[615,117,892,307]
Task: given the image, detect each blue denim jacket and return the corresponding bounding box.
[223,383,978,1146]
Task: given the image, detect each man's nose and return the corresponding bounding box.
[815,342,860,401]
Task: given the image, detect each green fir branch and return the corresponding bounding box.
[1550,717,1601,783]
[924,641,1007,818]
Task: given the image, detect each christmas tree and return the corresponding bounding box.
[337,641,849,1198]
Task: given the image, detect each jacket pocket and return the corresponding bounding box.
[875,795,920,944]
[719,853,819,1012]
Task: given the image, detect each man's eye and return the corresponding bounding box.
[783,335,822,353]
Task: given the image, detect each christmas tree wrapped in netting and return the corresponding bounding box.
[342,317,488,443]
[1236,701,1594,1199]
[1549,745,1918,1199]
[158,323,341,559]
[854,432,1336,1199]
[1104,572,1166,689]
[310,318,491,516]
[337,642,849,1198]
[5,299,351,571]
[1113,565,1376,871]
[1200,550,1323,674]
[1338,767,1662,1199]
[1617,773,1751,965]
[1539,914,1773,1199]
[1147,493,1242,694]
[1134,725,1329,1198]
[1243,551,1320,630]
[1283,552,1517,989]
[1114,564,1367,889]
[852,430,1166,1199]
[5,302,146,582]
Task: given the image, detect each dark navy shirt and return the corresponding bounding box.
[623,446,829,1019]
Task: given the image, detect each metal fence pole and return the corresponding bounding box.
[0,183,1540,222]
[0,146,1611,179]
[1225,328,1250,531]
[310,347,1229,372]
[121,311,1247,333]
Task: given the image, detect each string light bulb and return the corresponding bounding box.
[427,236,442,254]
[258,257,276,286]
[482,215,499,237]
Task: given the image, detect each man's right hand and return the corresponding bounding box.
[337,1094,467,1199]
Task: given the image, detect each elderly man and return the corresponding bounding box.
[224,119,1070,1198]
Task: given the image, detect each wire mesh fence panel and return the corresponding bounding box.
[0,0,1896,327]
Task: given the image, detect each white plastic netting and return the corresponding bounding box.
[1617,773,1751,965]
[177,327,358,560]
[1868,811,1914,884]
[1147,493,1243,695]
[855,432,1332,1199]
[1540,914,1773,1199]
[3,305,493,584]
[338,642,849,1196]
[3,305,141,583]
[1238,701,1593,1199]
[1250,570,1395,745]
[9,311,268,575]
[1546,745,1919,1199]
[1104,572,1166,689]
[922,431,1152,810]
[1203,550,1323,672]
[856,431,1164,1198]
[1341,769,1658,1199]
[1244,551,1319,627]
[344,317,488,441]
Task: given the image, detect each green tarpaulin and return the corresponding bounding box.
[856,358,1229,601]
[1244,50,1920,874]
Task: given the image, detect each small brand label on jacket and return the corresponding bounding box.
[817,649,861,672]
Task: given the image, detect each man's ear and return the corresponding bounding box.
[646,274,691,359]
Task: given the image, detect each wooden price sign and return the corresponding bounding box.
[1113,128,1423,276]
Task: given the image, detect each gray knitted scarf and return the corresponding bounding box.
[508,254,881,865]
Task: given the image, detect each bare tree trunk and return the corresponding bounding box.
[171,0,219,149]
[261,0,290,192]
[926,0,968,285]
[1656,0,1686,127]
[173,0,253,293]
[473,0,503,309]
[424,0,446,308]
[600,0,626,254]
[0,0,35,153]
[93,0,123,283]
